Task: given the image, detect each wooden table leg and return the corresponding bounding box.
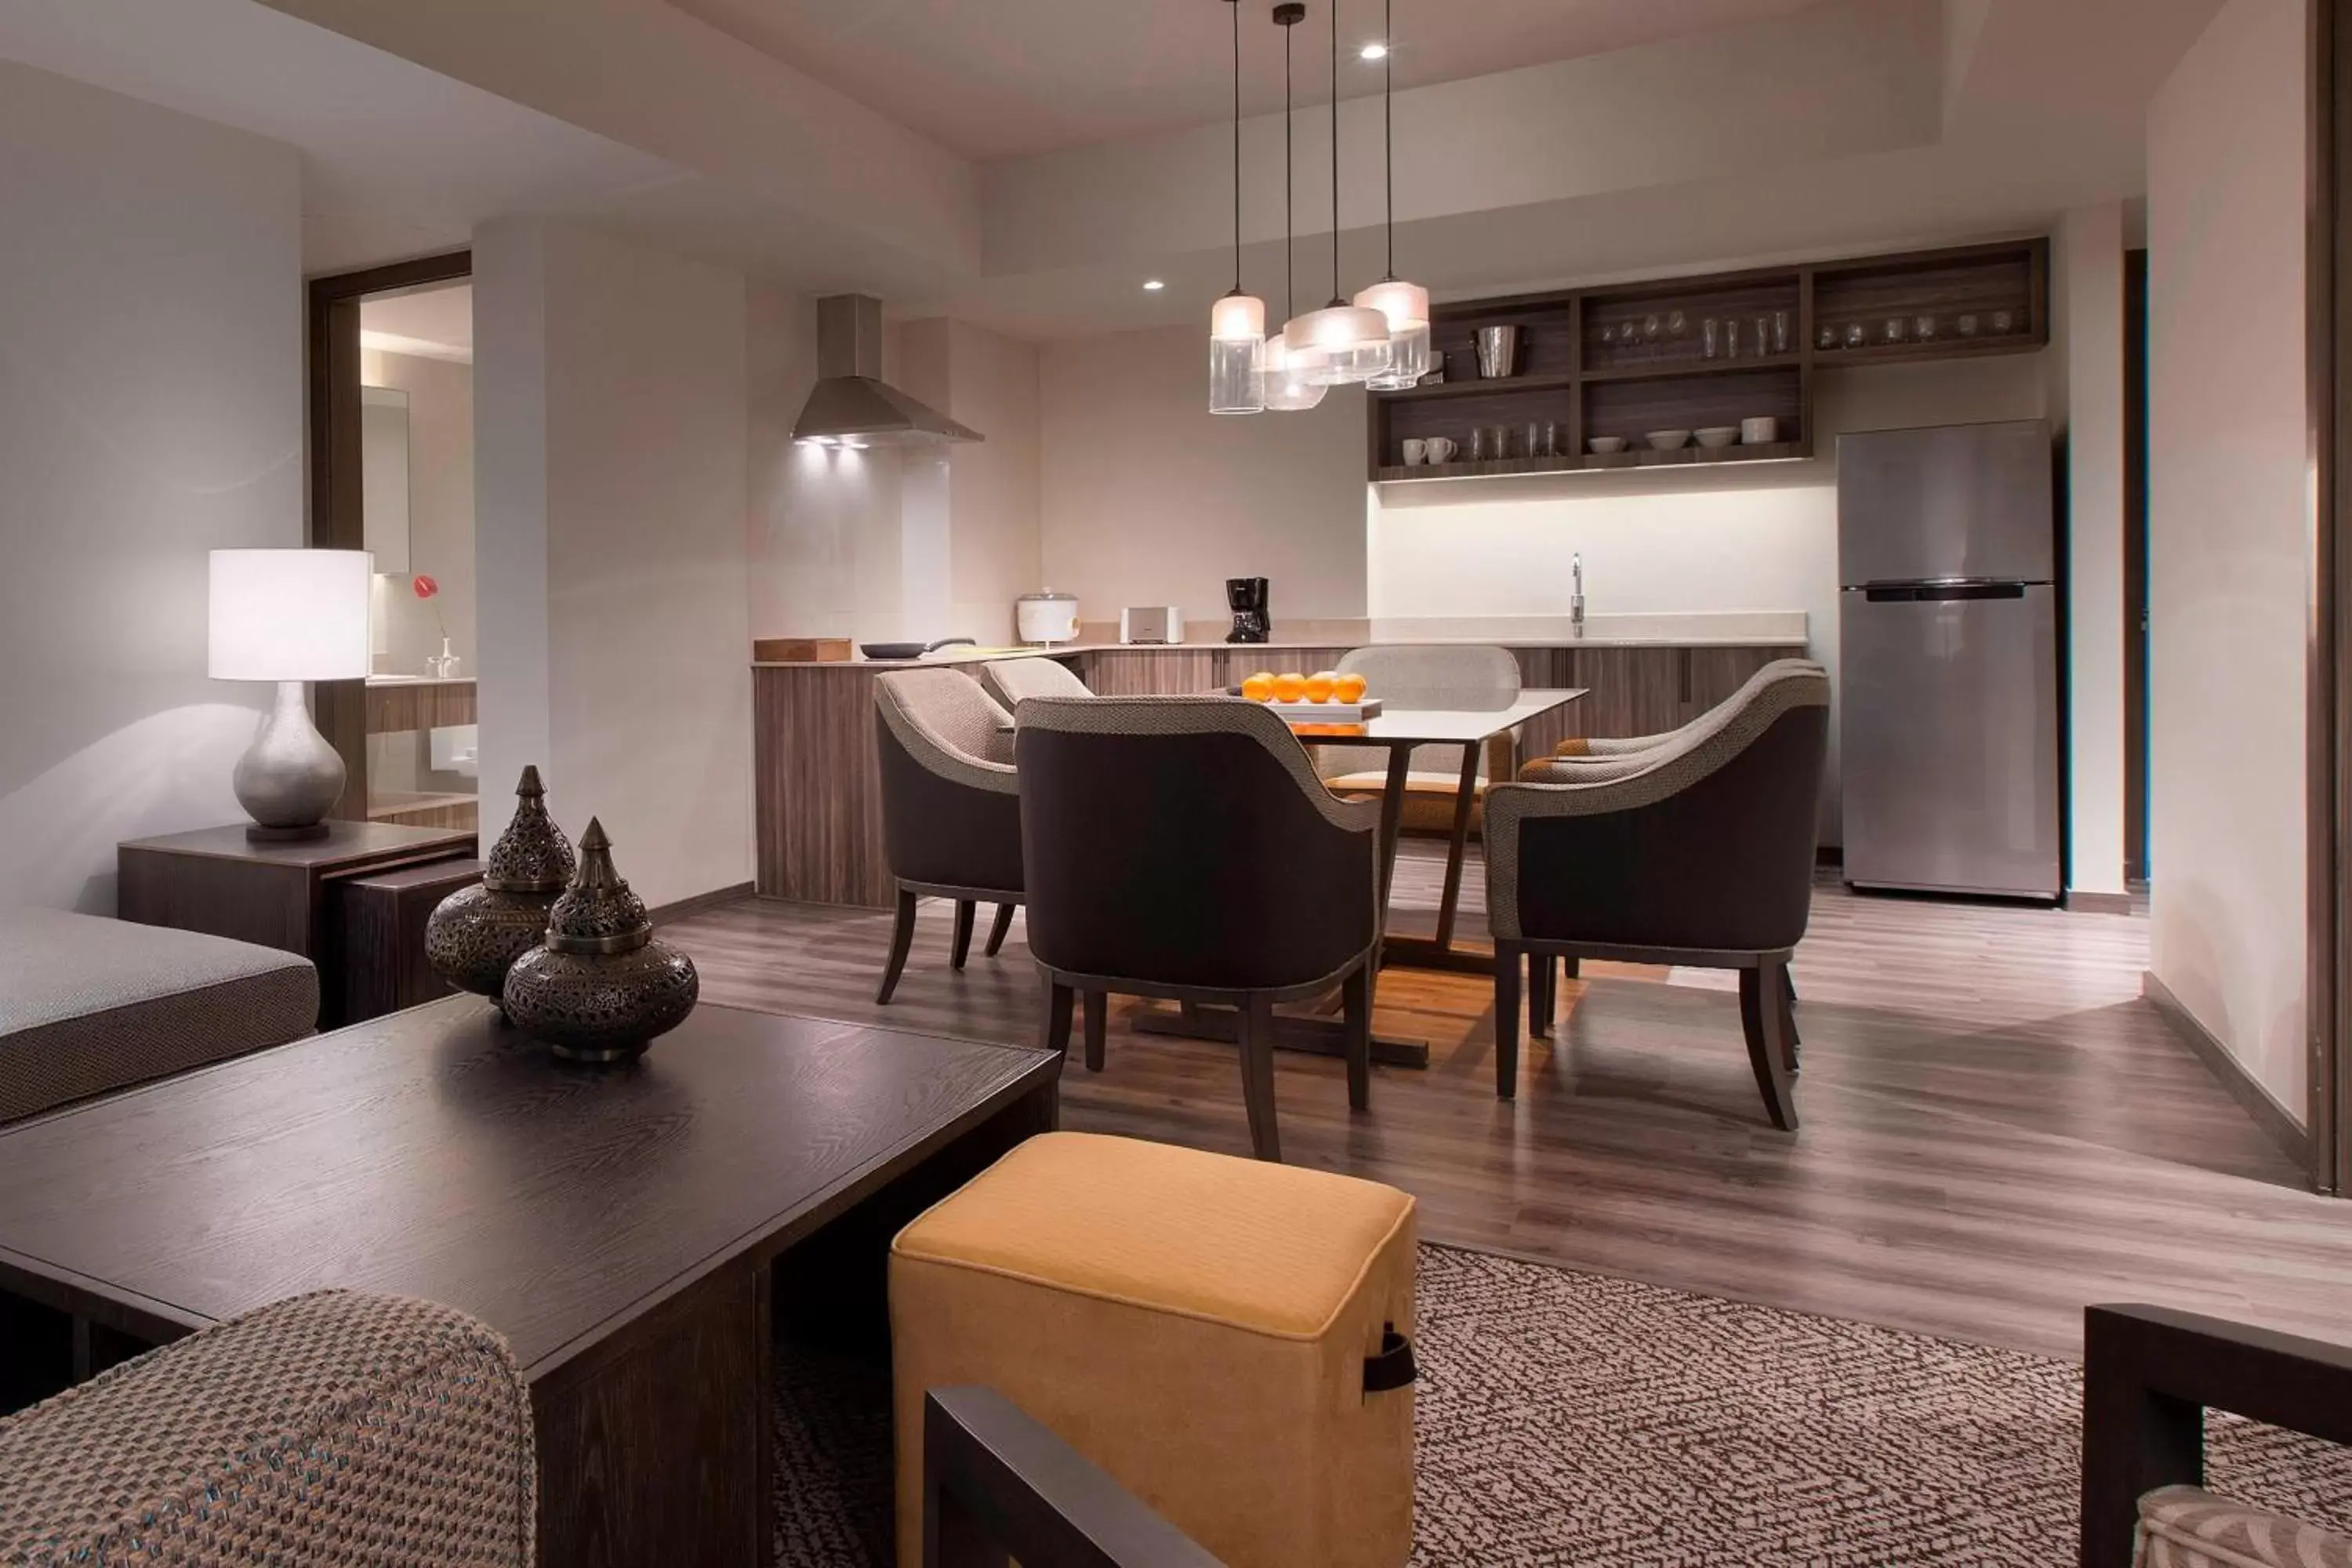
[1431,743,1481,952]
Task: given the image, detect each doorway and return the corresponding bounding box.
[306,253,478,833]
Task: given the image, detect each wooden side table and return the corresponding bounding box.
[119,822,477,1026]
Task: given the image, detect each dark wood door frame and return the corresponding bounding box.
[2309,0,2350,1193]
[304,250,473,821]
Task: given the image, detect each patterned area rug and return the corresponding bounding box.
[774,1243,2352,1566]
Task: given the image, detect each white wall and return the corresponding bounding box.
[1371,354,2054,843]
[1040,325,1367,628]
[0,59,302,913]
[475,220,752,908]
[2146,0,2310,1120]
[2055,204,2129,897]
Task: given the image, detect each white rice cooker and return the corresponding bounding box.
[1014,589,1080,645]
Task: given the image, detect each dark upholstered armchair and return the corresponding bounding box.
[1483,662,1829,1127]
[0,1290,534,1566]
[2083,1304,2352,1567]
[875,670,1025,1004]
[980,655,1093,709]
[1015,697,1381,1162]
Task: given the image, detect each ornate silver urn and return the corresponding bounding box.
[424,766,576,1007]
[502,818,699,1063]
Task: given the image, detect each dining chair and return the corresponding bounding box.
[980,654,1093,710]
[1316,644,1523,831]
[1544,657,1824,762]
[1483,662,1829,1127]
[873,670,1025,1004]
[1014,696,1381,1162]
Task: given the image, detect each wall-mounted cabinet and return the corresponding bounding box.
[1369,237,2049,482]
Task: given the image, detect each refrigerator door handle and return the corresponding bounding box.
[1860,582,2030,604]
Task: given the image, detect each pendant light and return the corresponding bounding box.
[1263,3,1327,412]
[1283,0,1393,386]
[1359,0,1430,390]
[1208,0,1265,414]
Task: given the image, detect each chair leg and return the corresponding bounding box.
[949,900,976,970]
[1494,942,1523,1101]
[1238,993,1281,1162]
[1341,962,1372,1112]
[1777,966,1801,1075]
[875,887,918,1005]
[983,902,1017,958]
[1083,990,1108,1073]
[1561,956,1581,981]
[1737,964,1799,1131]
[1530,953,1558,1038]
[1040,980,1076,1059]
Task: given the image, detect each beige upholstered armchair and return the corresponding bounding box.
[980,654,1093,708]
[0,1290,535,1566]
[1317,644,1523,831]
[873,670,1026,1003]
[1539,657,1825,767]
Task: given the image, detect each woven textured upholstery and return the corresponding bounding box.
[980,656,1091,708]
[1016,695,1378,835]
[1550,658,1823,760]
[0,909,316,1126]
[2136,1486,2352,1567]
[0,1289,534,1566]
[877,669,1019,789]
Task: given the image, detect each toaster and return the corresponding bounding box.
[1120,606,1183,644]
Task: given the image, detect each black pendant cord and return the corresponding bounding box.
[1283,12,1295,321]
[1229,0,1243,296]
[1328,0,1343,307]
[1383,0,1395,281]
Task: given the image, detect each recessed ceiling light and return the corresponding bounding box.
[1143,279,1166,292]
[1359,41,1388,60]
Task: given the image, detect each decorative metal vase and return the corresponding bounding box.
[502,818,699,1064]
[425,766,577,1007]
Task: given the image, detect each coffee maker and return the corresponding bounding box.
[1225,577,1269,644]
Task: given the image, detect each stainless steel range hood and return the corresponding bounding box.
[792,294,981,447]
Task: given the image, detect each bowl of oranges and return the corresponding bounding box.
[1240,668,1377,720]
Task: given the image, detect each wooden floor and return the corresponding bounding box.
[669,843,2352,1359]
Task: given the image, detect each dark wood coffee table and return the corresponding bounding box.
[0,995,1060,1567]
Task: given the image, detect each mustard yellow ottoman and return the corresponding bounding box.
[890,1131,1417,1568]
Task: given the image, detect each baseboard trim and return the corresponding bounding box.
[648,881,754,924]
[2067,890,2136,914]
[2141,970,2311,1171]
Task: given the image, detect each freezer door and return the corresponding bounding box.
[1841,582,2062,898]
[1837,421,2055,586]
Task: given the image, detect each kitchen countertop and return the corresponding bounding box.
[753,617,1809,668]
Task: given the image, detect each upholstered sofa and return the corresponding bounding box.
[0,1289,535,1566]
[0,908,315,1126]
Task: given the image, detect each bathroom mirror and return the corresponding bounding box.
[360,384,411,575]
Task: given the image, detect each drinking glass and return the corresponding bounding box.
[1702,318,1721,361]
[1957,314,1981,337]
[1772,310,1791,354]
[1473,425,1512,461]
[1643,314,1663,343]
[1817,324,1838,350]
[1754,316,1772,357]
[1668,310,1688,339]
[1991,310,2016,334]
[1523,422,1548,458]
[1882,318,1907,344]
[1915,314,1938,341]
[1726,319,1743,358]
[1844,322,1867,350]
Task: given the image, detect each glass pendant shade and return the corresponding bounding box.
[1209,292,1268,415]
[1284,303,1394,386]
[1261,332,1328,412]
[1357,279,1432,389]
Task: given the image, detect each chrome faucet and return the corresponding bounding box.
[1571,553,1585,637]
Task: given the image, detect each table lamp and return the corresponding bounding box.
[209,549,372,840]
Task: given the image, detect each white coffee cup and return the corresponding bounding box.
[1402,438,1428,466]
[1740,416,1779,445]
[1424,436,1458,464]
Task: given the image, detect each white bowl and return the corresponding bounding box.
[1587,436,1627,455]
[1694,426,1740,448]
[1645,429,1693,451]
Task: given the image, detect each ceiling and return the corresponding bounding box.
[665,0,1845,160]
[361,282,473,361]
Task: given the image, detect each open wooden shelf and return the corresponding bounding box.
[1368,236,2048,482]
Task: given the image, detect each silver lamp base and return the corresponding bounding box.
[234,681,346,841]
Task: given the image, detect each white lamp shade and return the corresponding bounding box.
[1283,303,1393,358]
[1261,333,1328,411]
[209,549,373,681]
[1210,292,1267,342]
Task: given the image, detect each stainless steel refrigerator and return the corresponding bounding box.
[1838,419,2061,901]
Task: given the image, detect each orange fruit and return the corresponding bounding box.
[1271,671,1307,702]
[1304,670,1337,702]
[1334,672,1368,704]
[1240,671,1276,702]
